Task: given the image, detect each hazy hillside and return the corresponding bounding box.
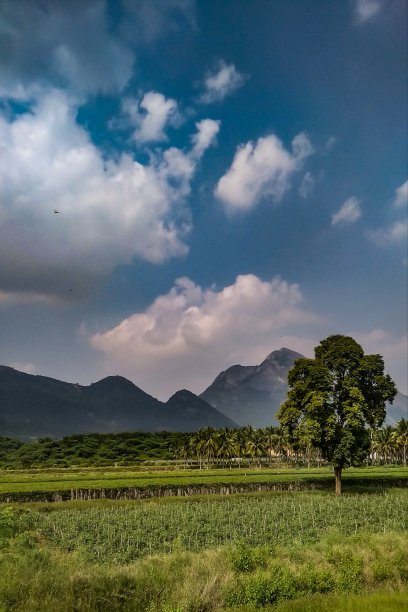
[0,366,236,439]
[201,348,304,427]
[201,348,407,427]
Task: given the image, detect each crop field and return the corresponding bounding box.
[1,488,408,610]
[1,468,408,609]
[1,465,407,500]
[29,490,408,563]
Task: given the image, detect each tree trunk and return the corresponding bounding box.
[334,466,342,496]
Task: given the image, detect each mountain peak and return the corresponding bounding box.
[89,375,139,392]
[200,347,305,427]
[167,389,197,402]
[264,347,304,362]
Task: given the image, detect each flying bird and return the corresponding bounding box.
[53,209,60,214]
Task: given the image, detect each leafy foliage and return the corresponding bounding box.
[278,335,397,491]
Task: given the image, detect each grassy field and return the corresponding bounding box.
[1,489,408,610]
[1,465,407,497]
[1,468,407,609]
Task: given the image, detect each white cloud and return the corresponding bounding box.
[353,0,382,23]
[367,180,408,248]
[352,329,407,394]
[215,133,313,211]
[90,274,320,399]
[393,180,408,208]
[368,219,408,246]
[298,172,315,199]
[199,60,246,104]
[0,90,219,301]
[123,92,178,143]
[191,119,221,158]
[331,196,362,226]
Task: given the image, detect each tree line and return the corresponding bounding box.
[0,420,406,470]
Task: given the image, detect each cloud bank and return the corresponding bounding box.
[90,274,320,399]
[0,91,220,301]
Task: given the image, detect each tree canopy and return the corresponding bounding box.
[277,335,397,494]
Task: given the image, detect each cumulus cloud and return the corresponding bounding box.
[90,274,320,399]
[393,180,408,208]
[368,181,408,247]
[331,196,362,226]
[368,219,408,246]
[199,60,246,104]
[352,329,407,394]
[0,91,219,302]
[353,0,383,23]
[122,92,178,143]
[215,133,313,211]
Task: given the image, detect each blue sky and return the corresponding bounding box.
[0,0,406,399]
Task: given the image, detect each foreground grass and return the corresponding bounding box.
[270,590,408,611]
[1,489,407,609]
[0,465,407,497]
[0,526,407,610]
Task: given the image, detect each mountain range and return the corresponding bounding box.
[0,366,237,439]
[0,347,406,439]
[201,348,408,427]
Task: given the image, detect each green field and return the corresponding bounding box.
[1,468,407,609]
[1,488,408,610]
[1,465,407,498]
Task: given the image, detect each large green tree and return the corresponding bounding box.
[277,335,397,494]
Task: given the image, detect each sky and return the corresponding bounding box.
[0,0,407,400]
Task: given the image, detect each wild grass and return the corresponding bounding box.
[0,519,406,611]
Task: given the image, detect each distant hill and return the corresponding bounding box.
[387,391,408,424]
[0,366,237,439]
[200,348,304,427]
[200,347,407,428]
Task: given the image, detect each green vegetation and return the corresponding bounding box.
[278,335,397,494]
[1,466,407,502]
[0,493,407,610]
[27,491,408,562]
[1,417,407,474]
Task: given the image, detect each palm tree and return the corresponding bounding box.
[270,427,288,464]
[201,427,218,468]
[393,419,408,467]
[246,429,266,468]
[232,429,247,468]
[374,426,397,464]
[216,429,236,467]
[263,426,278,466]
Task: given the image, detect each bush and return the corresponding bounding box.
[225,563,296,607]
